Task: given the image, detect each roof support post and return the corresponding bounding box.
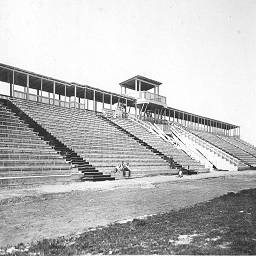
[26,74,29,101]
[64,84,67,106]
[102,93,105,110]
[84,88,86,109]
[74,84,77,109]
[139,81,142,97]
[10,70,14,97]
[53,81,56,106]
[40,79,43,103]
[110,94,112,110]
[93,90,96,112]
[173,110,175,122]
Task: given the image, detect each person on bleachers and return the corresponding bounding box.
[178,168,183,178]
[122,162,131,178]
[114,162,123,173]
[113,161,131,178]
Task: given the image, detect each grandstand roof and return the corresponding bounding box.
[0,63,239,129]
[120,75,162,91]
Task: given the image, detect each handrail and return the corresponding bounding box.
[171,122,239,165]
[128,114,169,142]
[169,124,213,168]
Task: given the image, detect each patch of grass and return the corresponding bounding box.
[2,188,256,255]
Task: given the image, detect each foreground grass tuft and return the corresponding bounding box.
[1,188,256,255]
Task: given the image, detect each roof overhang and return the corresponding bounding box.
[120,75,162,91]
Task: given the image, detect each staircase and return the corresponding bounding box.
[99,114,181,170]
[107,115,209,173]
[9,98,173,178]
[0,100,82,186]
[4,99,114,181]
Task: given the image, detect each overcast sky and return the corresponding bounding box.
[0,0,255,144]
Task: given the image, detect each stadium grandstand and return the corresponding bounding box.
[0,63,255,186]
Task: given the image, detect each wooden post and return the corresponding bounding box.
[102,93,105,110]
[40,79,43,102]
[74,84,77,109]
[10,70,14,97]
[93,90,96,112]
[26,74,29,100]
[53,81,56,106]
[84,87,86,109]
[64,84,67,106]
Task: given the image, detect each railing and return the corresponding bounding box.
[171,122,240,166]
[125,91,166,104]
[0,94,10,100]
[169,124,213,169]
[143,91,166,104]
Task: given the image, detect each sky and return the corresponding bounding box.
[0,0,255,144]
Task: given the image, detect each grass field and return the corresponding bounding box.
[1,188,255,255]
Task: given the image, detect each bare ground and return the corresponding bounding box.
[0,170,256,248]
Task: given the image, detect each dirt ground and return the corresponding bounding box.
[0,170,256,248]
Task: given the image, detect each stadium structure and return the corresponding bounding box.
[0,63,255,186]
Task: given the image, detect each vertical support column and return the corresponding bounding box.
[37,89,40,102]
[40,79,43,103]
[125,98,128,113]
[169,109,170,122]
[93,90,96,112]
[53,81,56,106]
[84,87,87,109]
[64,85,67,106]
[173,110,175,122]
[26,74,29,100]
[74,84,77,109]
[110,94,112,110]
[10,70,14,97]
[135,79,137,91]
[102,93,105,110]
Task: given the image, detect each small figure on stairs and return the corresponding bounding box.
[122,162,131,178]
[178,168,183,178]
[114,161,131,178]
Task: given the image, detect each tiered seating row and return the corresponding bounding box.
[0,101,80,183]
[110,117,209,173]
[191,130,256,168]
[11,98,172,177]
